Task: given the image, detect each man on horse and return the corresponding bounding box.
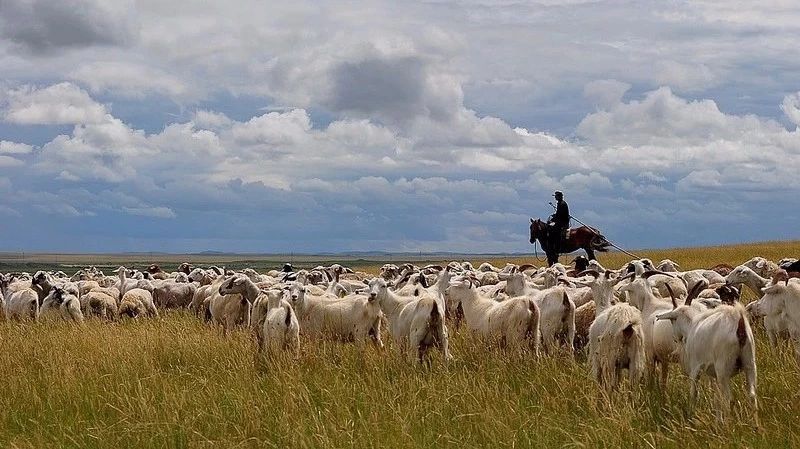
[548,191,570,254]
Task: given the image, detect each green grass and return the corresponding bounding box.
[1,241,800,448]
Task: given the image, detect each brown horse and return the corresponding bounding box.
[529,218,611,266]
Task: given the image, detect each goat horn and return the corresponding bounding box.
[642,270,675,279]
[518,264,536,272]
[665,284,677,309]
[687,279,709,302]
[576,269,600,278]
[619,272,635,282]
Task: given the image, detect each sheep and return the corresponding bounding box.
[213,274,258,334]
[725,265,771,297]
[189,273,231,317]
[258,293,300,358]
[30,271,56,304]
[379,264,401,281]
[446,275,540,357]
[81,291,119,321]
[116,266,158,319]
[746,282,800,350]
[367,277,450,363]
[188,268,217,286]
[146,264,170,280]
[40,286,84,323]
[287,281,383,348]
[153,279,197,309]
[0,274,38,321]
[251,289,285,336]
[656,302,758,426]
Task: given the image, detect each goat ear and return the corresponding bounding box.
[530,218,535,223]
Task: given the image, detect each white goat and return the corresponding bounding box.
[259,292,300,358]
[726,265,771,297]
[288,282,383,348]
[579,271,646,388]
[746,282,800,353]
[619,271,680,386]
[656,302,758,425]
[213,274,257,334]
[743,256,781,279]
[501,272,575,354]
[446,275,540,357]
[367,278,450,363]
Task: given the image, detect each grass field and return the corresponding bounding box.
[1,241,800,448]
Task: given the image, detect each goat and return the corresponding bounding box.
[213,274,258,335]
[258,292,300,358]
[288,281,383,348]
[656,301,758,426]
[447,275,540,357]
[367,278,450,363]
[725,265,771,297]
[746,282,800,351]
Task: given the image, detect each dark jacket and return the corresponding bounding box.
[553,200,570,229]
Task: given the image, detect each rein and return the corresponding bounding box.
[531,237,548,263]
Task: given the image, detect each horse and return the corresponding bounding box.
[529,218,611,266]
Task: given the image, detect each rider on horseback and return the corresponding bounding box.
[547,191,570,254]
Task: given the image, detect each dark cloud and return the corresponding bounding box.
[0,0,136,54]
[328,56,429,124]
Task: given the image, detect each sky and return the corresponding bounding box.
[1,0,799,254]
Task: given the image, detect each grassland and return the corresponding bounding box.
[1,241,800,448]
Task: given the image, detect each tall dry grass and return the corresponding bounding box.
[0,242,799,448]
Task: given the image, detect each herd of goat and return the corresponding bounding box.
[2,255,800,425]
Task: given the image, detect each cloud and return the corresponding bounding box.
[575,86,787,147]
[583,79,631,110]
[0,156,25,168]
[0,1,800,251]
[0,141,33,154]
[69,61,188,98]
[3,82,108,125]
[0,0,137,54]
[123,206,177,219]
[328,55,431,124]
[781,92,800,127]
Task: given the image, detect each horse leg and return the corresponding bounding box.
[585,248,596,261]
[548,251,557,267]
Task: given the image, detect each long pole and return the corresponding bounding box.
[548,202,642,259]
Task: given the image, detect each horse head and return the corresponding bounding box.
[529,218,546,244]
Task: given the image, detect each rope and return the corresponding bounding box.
[606,241,642,260]
[532,240,547,263]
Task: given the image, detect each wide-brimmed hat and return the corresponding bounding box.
[553,190,563,197]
